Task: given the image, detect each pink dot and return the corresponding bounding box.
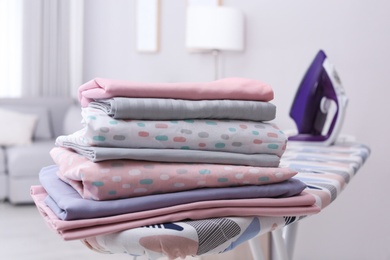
[173,137,186,142]
[239,124,248,129]
[138,131,149,137]
[267,132,278,138]
[253,139,263,144]
[198,143,206,147]
[155,123,168,128]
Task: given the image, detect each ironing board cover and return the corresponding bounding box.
[76,141,369,259]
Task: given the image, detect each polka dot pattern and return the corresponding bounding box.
[138,131,149,137]
[51,147,297,201]
[80,107,287,157]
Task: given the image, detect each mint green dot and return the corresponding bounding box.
[268,144,279,149]
[181,146,190,149]
[215,143,225,148]
[108,190,117,195]
[252,130,259,135]
[93,136,106,141]
[199,169,211,174]
[140,179,153,185]
[137,122,146,127]
[170,120,178,124]
[155,135,168,141]
[259,176,270,182]
[205,121,217,125]
[228,128,237,132]
[87,115,96,120]
[109,120,118,125]
[218,178,229,182]
[92,181,104,187]
[184,119,194,123]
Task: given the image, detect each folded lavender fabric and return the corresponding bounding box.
[39,165,307,220]
[31,185,319,240]
[89,98,276,121]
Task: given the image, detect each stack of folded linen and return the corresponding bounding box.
[30,77,320,258]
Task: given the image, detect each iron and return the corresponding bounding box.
[289,50,348,146]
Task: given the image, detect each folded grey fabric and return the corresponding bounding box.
[39,165,306,220]
[59,143,280,166]
[89,97,276,121]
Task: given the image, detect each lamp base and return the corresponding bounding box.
[212,49,220,80]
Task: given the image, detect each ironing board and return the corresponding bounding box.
[249,140,370,260]
[71,140,369,260]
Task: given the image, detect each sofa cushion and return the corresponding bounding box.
[0,97,76,139]
[1,105,52,140]
[0,108,38,146]
[6,140,55,177]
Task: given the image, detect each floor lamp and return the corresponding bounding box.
[185,5,244,80]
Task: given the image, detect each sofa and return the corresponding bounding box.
[0,97,82,204]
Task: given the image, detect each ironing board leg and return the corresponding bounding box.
[283,221,299,257]
[248,236,265,260]
[271,221,299,260]
[272,228,289,260]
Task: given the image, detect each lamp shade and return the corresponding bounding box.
[186,5,244,52]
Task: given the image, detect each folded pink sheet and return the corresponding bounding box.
[77,142,371,259]
[51,147,297,201]
[31,185,319,240]
[78,78,274,107]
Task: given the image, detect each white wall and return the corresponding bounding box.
[83,1,390,259]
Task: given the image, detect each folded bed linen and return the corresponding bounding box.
[56,106,287,156]
[82,216,294,259]
[30,185,319,240]
[58,144,281,166]
[51,147,297,201]
[79,77,274,108]
[79,142,371,259]
[40,165,307,220]
[89,98,276,121]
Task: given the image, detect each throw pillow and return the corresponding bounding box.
[1,105,52,140]
[0,108,38,146]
